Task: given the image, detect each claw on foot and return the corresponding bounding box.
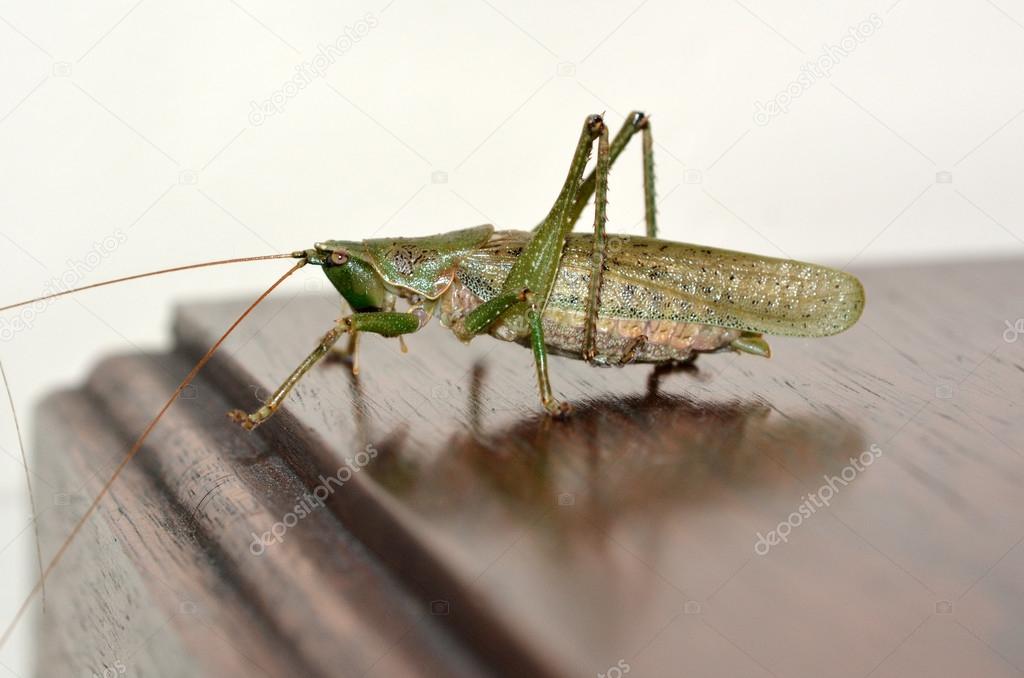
[544,400,573,419]
[227,409,258,431]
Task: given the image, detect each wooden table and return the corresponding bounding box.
[34,257,1024,678]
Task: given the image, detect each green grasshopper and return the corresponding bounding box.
[228,112,863,425]
[0,111,864,644]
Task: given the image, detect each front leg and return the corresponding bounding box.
[325,329,360,373]
[229,311,422,430]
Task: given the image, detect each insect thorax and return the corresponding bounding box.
[361,224,494,299]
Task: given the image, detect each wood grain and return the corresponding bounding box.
[35,257,1024,678]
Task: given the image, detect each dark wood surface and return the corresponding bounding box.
[34,257,1024,678]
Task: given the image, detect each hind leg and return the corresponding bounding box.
[579,112,661,361]
[465,114,604,415]
[563,110,658,237]
[581,121,611,362]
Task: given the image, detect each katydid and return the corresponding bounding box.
[0,111,863,642]
[230,112,863,422]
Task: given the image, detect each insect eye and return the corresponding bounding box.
[330,251,349,266]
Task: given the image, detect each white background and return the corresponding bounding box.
[1,0,1022,674]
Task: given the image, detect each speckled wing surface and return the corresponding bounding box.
[459,231,865,337]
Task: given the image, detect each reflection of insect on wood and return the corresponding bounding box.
[0,111,863,641]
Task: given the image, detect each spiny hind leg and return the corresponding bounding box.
[465,113,601,340]
[580,122,655,365]
[639,114,656,238]
[582,121,610,362]
[229,312,421,430]
[562,110,658,237]
[465,113,604,415]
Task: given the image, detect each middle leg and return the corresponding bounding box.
[526,296,570,417]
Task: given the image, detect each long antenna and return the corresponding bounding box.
[0,253,300,313]
[0,361,45,610]
[0,259,306,648]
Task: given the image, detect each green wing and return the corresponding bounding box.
[461,231,865,337]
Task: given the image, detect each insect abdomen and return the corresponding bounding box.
[441,234,743,363]
[536,306,740,363]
